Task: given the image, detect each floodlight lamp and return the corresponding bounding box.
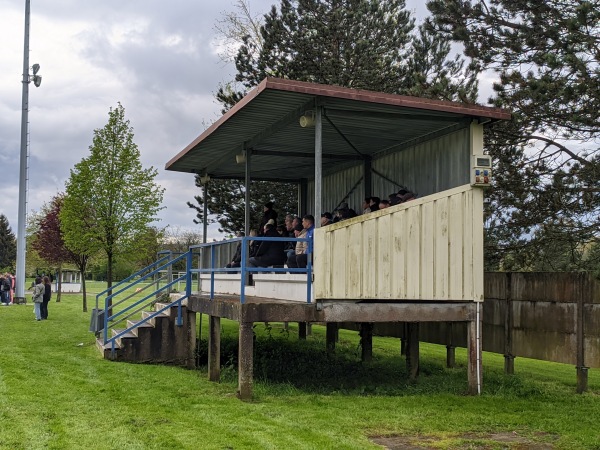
[33,75,42,87]
[235,152,246,164]
[299,111,315,128]
[32,63,40,75]
[200,173,211,184]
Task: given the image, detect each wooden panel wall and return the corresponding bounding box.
[314,184,484,302]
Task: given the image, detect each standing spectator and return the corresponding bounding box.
[32,277,44,321]
[259,201,278,236]
[0,273,9,306]
[41,276,52,320]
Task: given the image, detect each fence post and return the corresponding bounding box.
[576,274,588,393]
[504,272,515,375]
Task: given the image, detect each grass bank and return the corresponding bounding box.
[0,287,598,449]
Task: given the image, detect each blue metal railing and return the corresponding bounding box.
[99,251,193,355]
[190,236,313,304]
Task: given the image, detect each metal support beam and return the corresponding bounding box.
[314,105,323,227]
[299,178,308,216]
[363,157,372,199]
[209,315,221,382]
[238,321,254,400]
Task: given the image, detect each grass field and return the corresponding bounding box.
[0,283,599,449]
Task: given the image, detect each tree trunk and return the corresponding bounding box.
[82,274,87,312]
[56,266,62,303]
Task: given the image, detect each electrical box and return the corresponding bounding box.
[471,155,492,187]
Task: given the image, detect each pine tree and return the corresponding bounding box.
[427,0,600,270]
[194,0,479,229]
[0,214,17,270]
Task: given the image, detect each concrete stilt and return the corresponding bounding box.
[446,345,455,369]
[298,322,307,340]
[208,315,221,382]
[467,317,482,395]
[360,323,373,362]
[326,323,337,354]
[187,311,197,369]
[405,322,419,380]
[238,321,254,400]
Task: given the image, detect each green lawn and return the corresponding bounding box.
[0,286,598,449]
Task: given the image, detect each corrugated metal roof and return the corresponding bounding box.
[165,78,511,181]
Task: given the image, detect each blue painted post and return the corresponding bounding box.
[306,239,312,303]
[210,244,215,300]
[186,249,192,299]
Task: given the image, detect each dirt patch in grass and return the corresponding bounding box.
[371,432,559,449]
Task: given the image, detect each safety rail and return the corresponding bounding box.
[99,250,194,356]
[190,236,313,304]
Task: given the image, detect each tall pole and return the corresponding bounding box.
[15,0,31,303]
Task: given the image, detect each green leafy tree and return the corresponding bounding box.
[61,103,165,298]
[427,0,600,270]
[0,214,16,270]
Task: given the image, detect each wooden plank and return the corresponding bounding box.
[391,209,407,298]
[362,218,378,298]
[346,222,363,298]
[314,228,328,298]
[377,214,392,299]
[435,197,449,299]
[462,190,474,300]
[448,193,464,299]
[332,227,348,298]
[421,201,435,299]
[406,204,421,298]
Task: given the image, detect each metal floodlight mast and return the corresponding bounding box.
[15,0,41,303]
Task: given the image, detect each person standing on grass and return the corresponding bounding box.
[41,276,52,320]
[32,277,44,321]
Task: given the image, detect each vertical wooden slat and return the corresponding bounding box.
[435,197,449,299]
[377,214,392,299]
[391,210,406,298]
[331,227,347,298]
[421,201,435,299]
[362,219,378,298]
[347,222,363,298]
[463,190,474,300]
[406,205,421,298]
[448,194,464,299]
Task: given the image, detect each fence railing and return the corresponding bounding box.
[190,236,313,304]
[97,251,192,356]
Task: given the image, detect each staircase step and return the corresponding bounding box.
[111,328,137,339]
[126,319,155,330]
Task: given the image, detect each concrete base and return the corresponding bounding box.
[199,274,312,302]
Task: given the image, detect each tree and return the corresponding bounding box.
[31,194,94,307]
[0,214,16,270]
[61,103,165,297]
[426,0,600,270]
[188,179,297,235]
[192,0,479,229]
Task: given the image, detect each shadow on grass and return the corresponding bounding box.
[195,330,547,397]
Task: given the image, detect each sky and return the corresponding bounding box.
[0,0,437,242]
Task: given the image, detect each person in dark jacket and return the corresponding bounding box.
[41,276,52,319]
[258,202,278,236]
[225,231,244,269]
[248,223,285,267]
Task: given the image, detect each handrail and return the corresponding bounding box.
[95,254,170,309]
[190,236,313,304]
[99,250,193,357]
